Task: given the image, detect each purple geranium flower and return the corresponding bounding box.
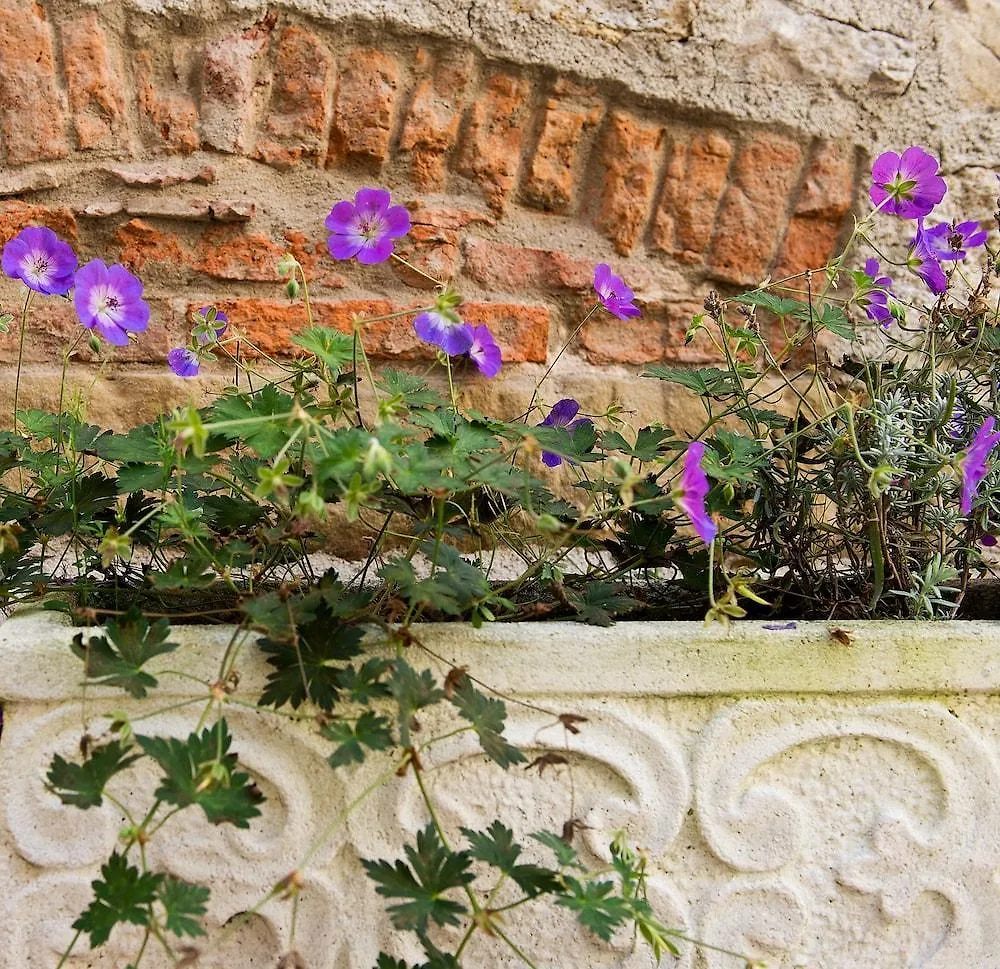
[73,260,150,346]
[168,347,200,378]
[1,225,77,295]
[960,417,1000,515]
[538,398,591,468]
[413,291,475,357]
[325,188,410,265]
[193,306,229,345]
[593,263,640,320]
[906,224,948,295]
[870,146,947,219]
[859,257,895,328]
[673,441,716,544]
[467,324,501,378]
[923,220,989,261]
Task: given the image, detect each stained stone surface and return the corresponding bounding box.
[2,610,1000,967]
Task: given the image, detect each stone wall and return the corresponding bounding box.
[4,610,1000,967]
[0,0,996,430]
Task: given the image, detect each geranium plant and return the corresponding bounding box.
[0,144,996,965]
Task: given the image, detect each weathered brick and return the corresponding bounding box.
[61,11,126,152]
[201,34,268,153]
[707,133,805,284]
[773,142,856,279]
[399,51,475,190]
[203,298,549,363]
[136,50,200,154]
[107,164,215,187]
[461,302,549,363]
[524,94,603,211]
[115,219,188,272]
[596,112,664,256]
[256,27,334,169]
[0,202,77,244]
[0,297,181,364]
[580,300,713,365]
[0,1,69,164]
[329,48,401,165]
[209,200,256,222]
[0,169,61,198]
[462,239,594,292]
[652,129,733,262]
[283,230,347,289]
[393,205,493,290]
[125,199,212,221]
[196,228,284,281]
[456,73,532,213]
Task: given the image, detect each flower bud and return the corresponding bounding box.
[286,278,301,299]
[87,333,103,354]
[867,463,898,497]
[294,488,327,521]
[362,436,393,479]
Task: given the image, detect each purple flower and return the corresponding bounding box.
[593,263,640,320]
[73,260,150,346]
[413,301,474,356]
[325,188,410,265]
[467,324,501,378]
[673,441,716,544]
[905,224,948,295]
[858,257,895,328]
[870,146,947,219]
[1,225,77,295]
[923,220,989,261]
[960,417,1000,515]
[982,533,998,548]
[538,398,591,468]
[193,306,229,345]
[168,347,200,378]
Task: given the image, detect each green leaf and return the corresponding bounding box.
[146,555,217,590]
[642,365,739,395]
[810,302,855,340]
[450,679,525,768]
[380,545,492,618]
[46,741,140,809]
[136,720,264,828]
[293,326,356,373]
[258,617,365,711]
[530,830,584,870]
[567,581,638,627]
[157,877,210,938]
[376,369,445,410]
[93,424,164,463]
[211,385,297,458]
[361,823,473,934]
[73,852,162,947]
[200,495,267,530]
[462,821,561,898]
[733,291,806,317]
[322,711,394,767]
[70,607,178,698]
[337,658,392,703]
[388,659,445,748]
[556,877,632,941]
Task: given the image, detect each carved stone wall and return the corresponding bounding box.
[3,611,1000,967]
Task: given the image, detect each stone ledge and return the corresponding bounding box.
[4,609,1000,702]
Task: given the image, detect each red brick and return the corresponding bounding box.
[462,239,594,292]
[393,205,493,290]
[195,228,285,281]
[204,298,549,363]
[115,219,188,272]
[329,48,400,165]
[456,73,532,213]
[773,142,856,279]
[399,51,475,190]
[0,1,69,164]
[707,133,805,285]
[256,27,334,169]
[61,12,126,152]
[283,230,347,290]
[461,302,549,363]
[201,34,268,153]
[652,129,733,262]
[0,202,77,244]
[136,50,200,154]
[0,297,182,364]
[596,112,664,256]
[125,199,212,221]
[580,300,714,365]
[524,94,603,211]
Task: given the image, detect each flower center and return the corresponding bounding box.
[358,215,384,241]
[27,253,50,280]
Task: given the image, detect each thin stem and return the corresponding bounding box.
[524,304,600,423]
[12,287,31,432]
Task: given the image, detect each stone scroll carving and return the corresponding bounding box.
[5,675,1000,967]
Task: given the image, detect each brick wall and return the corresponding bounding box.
[0,1,992,432]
